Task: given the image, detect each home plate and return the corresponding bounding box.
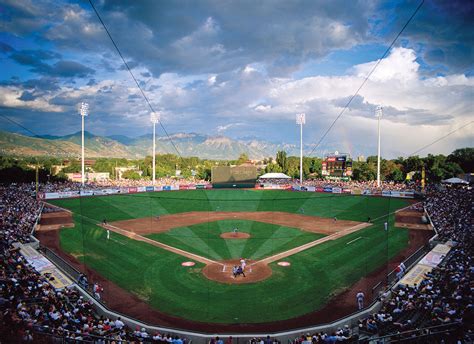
[277,261,291,267]
[181,261,196,267]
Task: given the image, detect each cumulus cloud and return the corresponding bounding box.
[0,0,472,157]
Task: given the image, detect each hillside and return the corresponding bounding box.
[0,130,302,159]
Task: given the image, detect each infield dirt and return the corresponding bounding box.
[110,211,363,235]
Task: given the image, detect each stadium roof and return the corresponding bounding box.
[259,173,291,179]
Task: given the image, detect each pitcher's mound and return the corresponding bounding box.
[203,259,272,284]
[220,232,251,239]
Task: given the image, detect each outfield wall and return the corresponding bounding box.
[38,184,212,200]
[39,183,415,200]
[292,185,415,198]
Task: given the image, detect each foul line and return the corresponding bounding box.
[346,237,363,245]
[102,223,223,266]
[254,202,421,266]
[256,222,371,265]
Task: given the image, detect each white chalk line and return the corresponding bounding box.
[346,237,363,245]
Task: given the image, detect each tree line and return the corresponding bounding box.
[264,148,472,183]
[0,147,471,183]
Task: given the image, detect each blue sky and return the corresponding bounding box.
[0,0,472,158]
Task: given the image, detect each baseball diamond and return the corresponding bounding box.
[37,189,430,328]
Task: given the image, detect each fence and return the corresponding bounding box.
[371,243,430,298]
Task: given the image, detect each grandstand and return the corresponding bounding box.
[1,0,472,342]
[1,180,472,342]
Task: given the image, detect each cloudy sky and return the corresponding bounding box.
[0,0,472,158]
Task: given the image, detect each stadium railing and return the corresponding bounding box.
[41,246,82,282]
[371,244,430,298]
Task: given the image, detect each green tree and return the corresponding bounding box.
[236,153,249,165]
[122,170,141,180]
[403,156,423,174]
[389,168,404,181]
[447,148,473,172]
[265,163,282,173]
[352,162,377,181]
[62,160,81,173]
[276,151,288,173]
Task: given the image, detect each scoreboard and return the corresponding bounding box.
[211,165,257,188]
[321,153,352,179]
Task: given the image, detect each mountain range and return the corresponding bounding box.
[0,130,306,160]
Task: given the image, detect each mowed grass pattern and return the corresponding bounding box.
[50,190,411,323]
[146,220,324,261]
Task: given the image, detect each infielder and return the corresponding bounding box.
[107,229,110,240]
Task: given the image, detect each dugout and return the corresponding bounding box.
[211,165,257,188]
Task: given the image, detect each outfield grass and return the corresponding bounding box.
[146,220,325,261]
[49,190,411,323]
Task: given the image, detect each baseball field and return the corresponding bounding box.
[47,189,412,325]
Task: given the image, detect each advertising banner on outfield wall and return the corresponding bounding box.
[351,189,362,195]
[399,191,415,198]
[105,188,120,194]
[43,192,59,199]
[332,187,342,194]
[128,187,138,193]
[343,188,351,193]
[382,191,391,197]
[146,186,154,192]
[362,189,372,195]
[306,186,316,192]
[162,186,171,191]
[323,187,333,193]
[154,186,163,192]
[170,185,180,191]
[120,187,129,194]
[137,186,146,193]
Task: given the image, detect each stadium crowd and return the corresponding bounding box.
[257,177,418,192]
[298,179,418,191]
[39,177,210,192]
[1,180,472,343]
[355,185,473,342]
[0,183,190,343]
[289,184,472,343]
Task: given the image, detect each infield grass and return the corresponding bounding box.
[146,220,325,261]
[49,189,412,323]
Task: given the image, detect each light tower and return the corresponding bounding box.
[79,102,89,187]
[296,113,306,184]
[150,112,160,185]
[375,106,383,188]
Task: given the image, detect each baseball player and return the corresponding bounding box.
[356,290,365,310]
[240,258,246,271]
[232,265,238,278]
[107,229,110,240]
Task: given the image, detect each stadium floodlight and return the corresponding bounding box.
[79,102,89,187]
[375,106,383,188]
[150,112,160,185]
[296,113,306,184]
